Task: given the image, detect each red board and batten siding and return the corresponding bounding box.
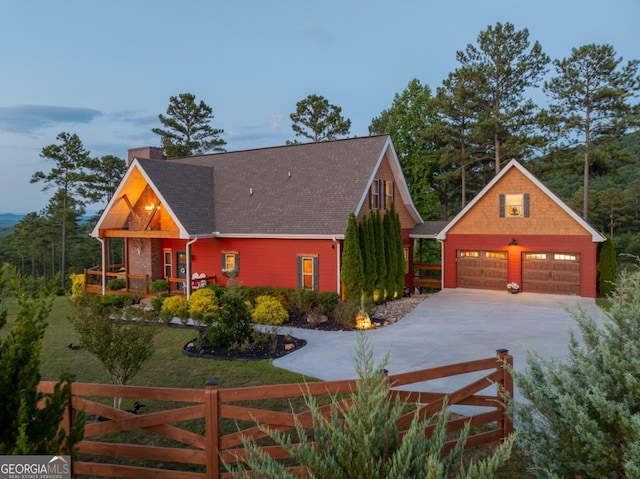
[162,237,340,293]
[442,234,598,298]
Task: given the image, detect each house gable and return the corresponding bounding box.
[356,139,422,230]
[437,160,605,242]
[91,161,188,238]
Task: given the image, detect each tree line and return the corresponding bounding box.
[1,21,638,287]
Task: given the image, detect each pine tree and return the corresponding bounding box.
[544,44,640,220]
[30,132,94,289]
[340,213,365,302]
[289,94,351,143]
[514,267,640,478]
[152,92,226,157]
[455,22,549,172]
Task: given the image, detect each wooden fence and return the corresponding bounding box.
[39,350,513,479]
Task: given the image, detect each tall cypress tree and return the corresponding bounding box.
[359,214,375,300]
[389,203,405,299]
[383,211,396,300]
[373,210,387,303]
[340,214,365,302]
[598,234,617,297]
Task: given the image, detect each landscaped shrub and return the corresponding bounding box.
[240,286,292,311]
[188,288,218,322]
[160,295,189,323]
[514,266,640,478]
[150,293,170,312]
[333,300,359,328]
[69,273,86,302]
[95,294,139,312]
[107,278,126,291]
[202,283,226,298]
[288,289,317,317]
[206,288,253,348]
[252,295,288,325]
[231,335,514,478]
[316,292,340,316]
[149,279,169,292]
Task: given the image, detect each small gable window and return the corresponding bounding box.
[369,179,395,210]
[369,180,381,209]
[500,193,530,218]
[297,255,319,291]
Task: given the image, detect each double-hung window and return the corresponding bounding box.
[221,251,239,274]
[297,255,319,291]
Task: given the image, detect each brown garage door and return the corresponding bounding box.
[522,253,580,295]
[457,250,508,290]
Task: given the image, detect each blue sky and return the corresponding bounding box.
[0,0,638,213]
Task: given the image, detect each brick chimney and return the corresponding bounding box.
[127,146,164,165]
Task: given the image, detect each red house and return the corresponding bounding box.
[423,159,606,297]
[90,135,423,297]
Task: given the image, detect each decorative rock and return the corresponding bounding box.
[307,313,328,325]
[284,343,295,351]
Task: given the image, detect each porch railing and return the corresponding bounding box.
[413,263,442,290]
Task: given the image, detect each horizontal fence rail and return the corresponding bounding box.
[39,350,513,479]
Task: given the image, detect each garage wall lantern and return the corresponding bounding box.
[508,238,518,246]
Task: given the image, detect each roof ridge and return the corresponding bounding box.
[166,134,390,161]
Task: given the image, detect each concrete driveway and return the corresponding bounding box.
[273,288,606,407]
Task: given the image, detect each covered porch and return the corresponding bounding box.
[86,231,216,299]
[411,221,448,292]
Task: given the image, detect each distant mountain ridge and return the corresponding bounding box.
[0,213,23,229]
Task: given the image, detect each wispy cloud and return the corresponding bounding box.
[108,110,159,129]
[0,105,102,133]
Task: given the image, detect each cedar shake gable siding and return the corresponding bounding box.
[449,168,589,236]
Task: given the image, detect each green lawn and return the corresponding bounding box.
[2,295,533,477]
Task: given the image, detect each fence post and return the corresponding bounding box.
[205,380,220,479]
[496,349,514,438]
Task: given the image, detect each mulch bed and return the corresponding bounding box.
[182,334,307,361]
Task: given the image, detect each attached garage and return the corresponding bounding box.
[457,250,508,290]
[522,253,580,295]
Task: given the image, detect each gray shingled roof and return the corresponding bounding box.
[137,158,216,236]
[154,135,392,237]
[411,221,449,238]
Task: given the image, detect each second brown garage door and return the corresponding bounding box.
[457,250,508,290]
[522,253,580,295]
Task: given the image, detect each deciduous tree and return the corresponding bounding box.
[152,92,226,157]
[70,297,159,408]
[369,79,444,219]
[289,94,351,143]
